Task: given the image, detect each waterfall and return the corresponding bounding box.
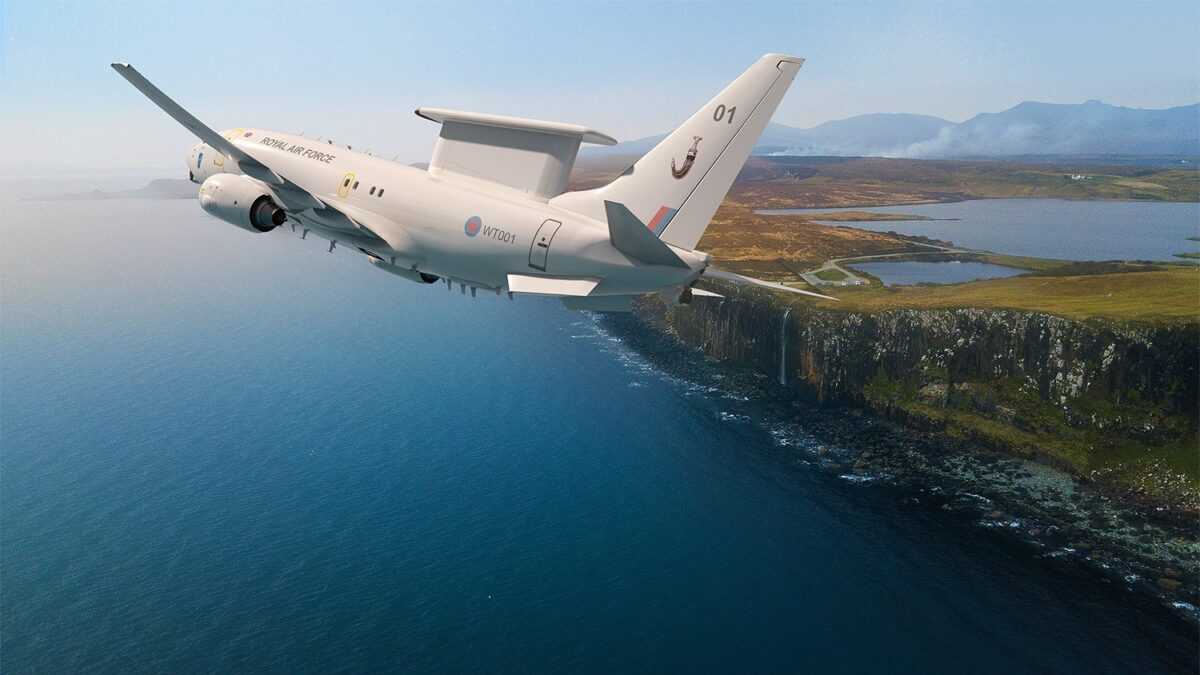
[779,306,792,386]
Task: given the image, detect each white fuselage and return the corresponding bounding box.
[189,129,706,295]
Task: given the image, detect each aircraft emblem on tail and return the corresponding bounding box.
[671,136,702,178]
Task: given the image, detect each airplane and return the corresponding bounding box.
[112,53,835,312]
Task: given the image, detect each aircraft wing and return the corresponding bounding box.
[111,63,325,213]
[704,267,838,301]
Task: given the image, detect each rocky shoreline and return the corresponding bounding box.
[599,301,1200,637]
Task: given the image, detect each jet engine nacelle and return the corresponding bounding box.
[198,174,287,233]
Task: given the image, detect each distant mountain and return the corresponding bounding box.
[28,178,196,201]
[906,100,1199,157]
[592,101,1200,159]
[756,113,956,156]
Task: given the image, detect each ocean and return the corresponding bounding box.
[2,191,1194,673]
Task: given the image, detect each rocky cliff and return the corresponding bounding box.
[639,280,1199,512]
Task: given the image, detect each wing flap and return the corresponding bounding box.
[507,274,598,297]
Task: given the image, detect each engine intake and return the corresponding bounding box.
[199,174,286,233]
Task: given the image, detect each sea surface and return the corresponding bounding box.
[849,260,1025,286]
[759,199,1200,261]
[2,187,1195,673]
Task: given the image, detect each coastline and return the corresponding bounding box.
[599,299,1200,634]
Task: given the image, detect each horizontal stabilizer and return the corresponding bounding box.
[604,201,690,268]
[705,268,838,301]
[690,287,724,298]
[561,295,635,313]
[507,274,598,297]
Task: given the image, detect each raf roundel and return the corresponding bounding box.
[464,216,482,237]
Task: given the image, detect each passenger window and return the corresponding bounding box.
[369,187,376,195]
[378,189,385,197]
[352,181,359,190]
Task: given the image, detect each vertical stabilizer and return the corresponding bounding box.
[552,54,804,250]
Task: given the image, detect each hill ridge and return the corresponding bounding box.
[592,100,1200,158]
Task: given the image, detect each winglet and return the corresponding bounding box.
[604,201,690,268]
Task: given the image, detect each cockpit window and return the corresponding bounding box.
[197,152,203,169]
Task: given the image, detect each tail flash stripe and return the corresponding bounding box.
[646,206,677,237]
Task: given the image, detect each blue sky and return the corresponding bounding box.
[1,0,1197,172]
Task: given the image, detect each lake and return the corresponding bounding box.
[2,187,1195,673]
[760,199,1200,261]
[851,260,1025,286]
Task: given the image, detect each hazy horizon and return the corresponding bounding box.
[2,0,1198,172]
[4,97,1196,179]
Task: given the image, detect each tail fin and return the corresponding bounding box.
[552,53,804,251]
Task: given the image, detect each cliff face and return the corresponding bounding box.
[646,282,1199,508]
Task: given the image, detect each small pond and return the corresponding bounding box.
[848,260,1025,286]
[759,199,1200,261]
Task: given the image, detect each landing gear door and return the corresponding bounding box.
[528,219,562,271]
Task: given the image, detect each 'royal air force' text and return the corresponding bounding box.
[258,137,336,164]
